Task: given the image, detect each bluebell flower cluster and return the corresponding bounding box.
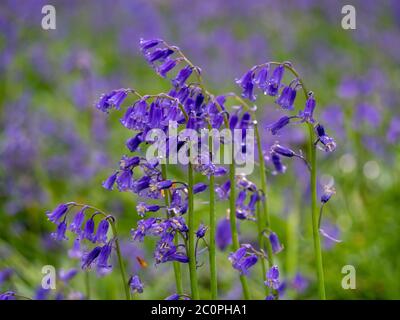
[237,62,336,175]
[45,203,114,276]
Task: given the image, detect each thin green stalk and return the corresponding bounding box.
[110,221,131,300]
[308,123,326,300]
[188,161,200,299]
[208,125,218,299]
[229,148,251,300]
[256,200,268,295]
[268,62,326,300]
[161,164,183,295]
[254,123,274,269]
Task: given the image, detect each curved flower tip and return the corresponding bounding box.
[269,232,284,254]
[46,203,69,224]
[96,89,130,113]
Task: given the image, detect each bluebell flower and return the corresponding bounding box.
[145,48,174,64]
[81,246,101,269]
[169,190,188,215]
[102,171,118,190]
[120,100,148,131]
[276,86,296,110]
[51,220,68,241]
[265,265,280,289]
[236,192,258,221]
[315,124,337,152]
[228,245,258,275]
[116,169,133,192]
[266,65,284,96]
[97,242,113,276]
[271,143,295,157]
[126,132,144,152]
[136,202,161,217]
[131,218,157,242]
[165,294,181,300]
[59,268,78,283]
[129,275,144,294]
[0,268,13,284]
[131,175,151,194]
[196,224,207,238]
[82,217,95,242]
[145,179,172,199]
[266,116,292,135]
[167,216,188,233]
[298,94,316,123]
[0,291,15,300]
[139,38,161,51]
[46,203,69,224]
[215,180,230,200]
[236,68,256,101]
[172,65,193,87]
[157,58,178,77]
[216,218,232,251]
[236,175,257,192]
[94,219,109,244]
[321,185,336,203]
[119,155,141,170]
[68,237,83,259]
[34,287,51,300]
[96,89,129,113]
[193,182,208,194]
[292,273,309,293]
[69,207,87,234]
[269,232,283,254]
[271,152,287,174]
[254,65,269,90]
[154,238,189,264]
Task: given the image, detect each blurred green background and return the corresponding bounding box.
[1,0,399,299]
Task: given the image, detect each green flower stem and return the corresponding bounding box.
[307,123,326,300]
[188,160,200,299]
[256,200,268,295]
[229,147,251,300]
[109,220,131,300]
[161,164,183,295]
[207,124,218,300]
[254,122,274,269]
[265,62,327,300]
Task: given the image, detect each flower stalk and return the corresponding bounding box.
[188,159,200,299]
[161,163,184,295]
[207,124,218,300]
